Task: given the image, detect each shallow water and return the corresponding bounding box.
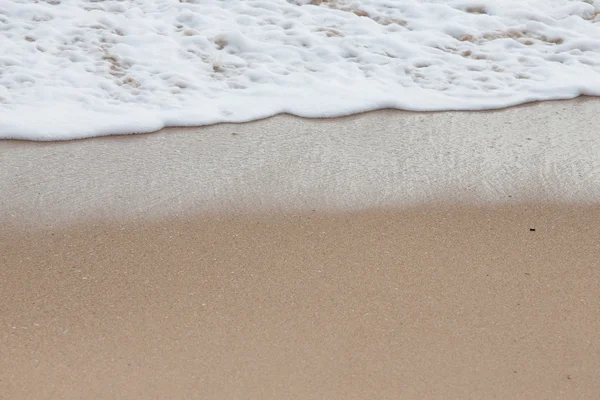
[2,99,600,226]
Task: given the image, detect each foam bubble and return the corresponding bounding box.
[1,0,600,140]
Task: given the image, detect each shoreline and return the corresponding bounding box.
[3,98,600,229]
[2,96,594,143]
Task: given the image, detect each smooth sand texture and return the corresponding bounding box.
[3,98,600,228]
[2,99,600,398]
[2,205,600,399]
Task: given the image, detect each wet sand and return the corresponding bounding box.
[2,99,600,398]
[2,204,600,399]
[3,98,600,228]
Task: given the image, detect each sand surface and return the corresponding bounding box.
[2,205,600,399]
[2,99,600,398]
[2,98,600,228]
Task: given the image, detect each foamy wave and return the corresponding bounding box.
[1,0,600,140]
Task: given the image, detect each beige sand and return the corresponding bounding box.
[2,204,600,399]
[2,99,600,398]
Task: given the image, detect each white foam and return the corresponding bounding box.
[1,0,600,140]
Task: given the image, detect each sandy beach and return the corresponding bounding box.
[2,99,600,398]
[3,205,600,399]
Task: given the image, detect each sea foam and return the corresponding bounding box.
[1,0,600,140]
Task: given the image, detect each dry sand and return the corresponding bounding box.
[2,205,600,399]
[2,100,600,399]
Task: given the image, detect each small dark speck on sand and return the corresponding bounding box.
[529,228,536,232]
[232,132,238,136]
